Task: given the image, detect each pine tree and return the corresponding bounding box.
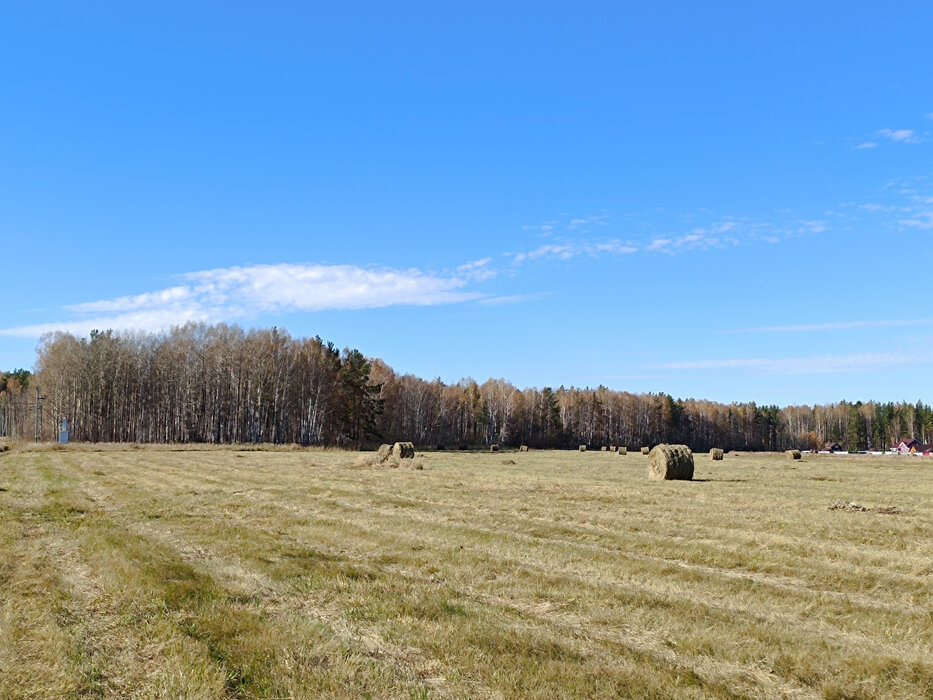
[337,349,383,448]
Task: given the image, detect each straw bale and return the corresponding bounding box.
[394,441,415,459]
[579,445,587,452]
[786,449,802,460]
[710,448,724,461]
[640,446,650,455]
[647,444,694,480]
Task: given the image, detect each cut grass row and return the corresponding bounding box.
[0,446,930,698]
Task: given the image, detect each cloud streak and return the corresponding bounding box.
[647,350,932,376]
[877,128,922,143]
[730,319,933,333]
[510,212,827,264]
[0,263,482,339]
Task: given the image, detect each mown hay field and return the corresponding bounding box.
[0,446,930,699]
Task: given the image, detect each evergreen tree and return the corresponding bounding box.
[337,349,383,448]
[847,403,867,452]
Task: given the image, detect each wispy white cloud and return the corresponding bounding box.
[512,243,579,263]
[899,212,933,229]
[477,292,550,306]
[877,128,923,143]
[66,286,194,314]
[456,258,497,281]
[522,221,557,233]
[647,350,932,375]
[511,211,826,263]
[731,319,933,333]
[856,141,878,149]
[568,214,609,230]
[0,263,482,339]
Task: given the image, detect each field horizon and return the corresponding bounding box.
[1,444,930,698]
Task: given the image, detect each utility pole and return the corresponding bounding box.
[35,386,46,443]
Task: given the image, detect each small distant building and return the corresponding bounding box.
[893,438,921,454]
[58,418,70,444]
[823,442,842,453]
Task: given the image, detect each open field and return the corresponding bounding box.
[0,445,930,699]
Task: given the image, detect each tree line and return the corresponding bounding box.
[1,322,930,451]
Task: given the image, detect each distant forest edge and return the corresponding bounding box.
[1,323,932,451]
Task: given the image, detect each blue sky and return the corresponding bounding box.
[2,2,932,405]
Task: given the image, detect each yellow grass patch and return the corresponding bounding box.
[0,447,930,698]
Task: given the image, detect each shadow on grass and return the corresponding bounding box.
[691,478,748,483]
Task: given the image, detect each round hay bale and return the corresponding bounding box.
[393,441,415,459]
[609,445,617,452]
[600,446,608,452]
[376,443,393,463]
[489,444,499,452]
[785,449,802,460]
[710,448,724,461]
[579,445,587,452]
[619,447,627,455]
[640,446,650,455]
[647,444,694,480]
[519,445,529,452]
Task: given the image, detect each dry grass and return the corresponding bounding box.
[0,446,931,699]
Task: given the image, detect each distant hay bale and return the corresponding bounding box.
[376,444,393,463]
[519,445,529,452]
[394,441,415,459]
[579,445,587,452]
[609,445,617,452]
[640,446,650,455]
[600,446,608,452]
[619,447,627,455]
[489,444,499,452]
[786,449,802,460]
[710,448,724,461]
[647,444,694,480]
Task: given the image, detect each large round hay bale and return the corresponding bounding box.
[376,443,393,463]
[710,448,724,461]
[394,441,415,459]
[600,446,608,452]
[519,445,529,452]
[579,445,587,452]
[619,447,627,455]
[489,444,499,452]
[647,444,694,480]
[640,446,650,455]
[786,449,801,460]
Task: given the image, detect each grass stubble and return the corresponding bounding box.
[0,445,930,699]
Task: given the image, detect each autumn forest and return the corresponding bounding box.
[1,323,931,451]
